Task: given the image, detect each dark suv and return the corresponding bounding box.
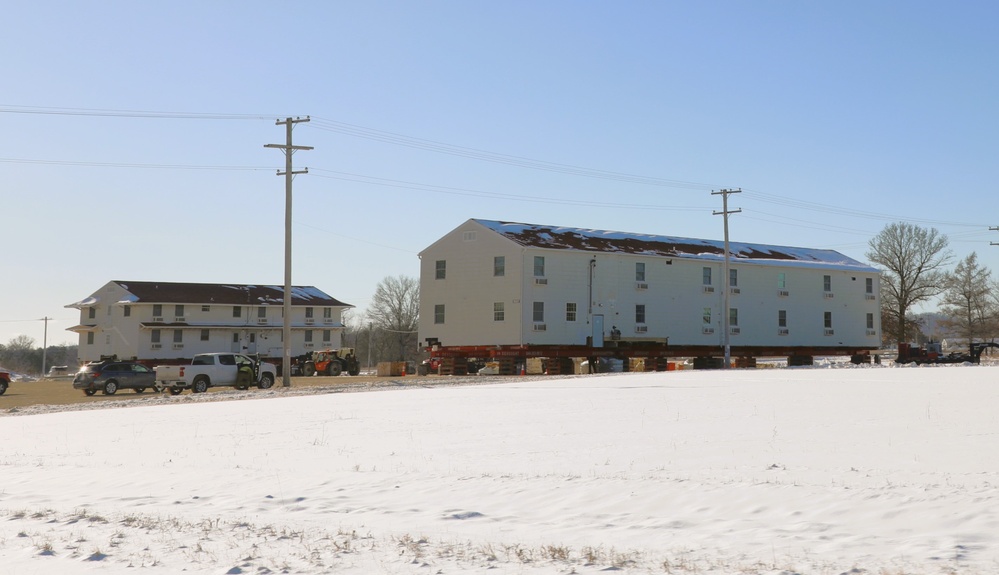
[73,361,156,396]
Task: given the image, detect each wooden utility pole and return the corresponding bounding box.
[41,316,51,376]
[265,117,313,387]
[712,188,741,369]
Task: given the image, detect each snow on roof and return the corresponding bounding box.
[100,282,351,307]
[474,219,875,270]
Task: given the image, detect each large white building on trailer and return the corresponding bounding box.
[67,281,352,365]
[419,219,881,358]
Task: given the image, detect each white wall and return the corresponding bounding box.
[419,226,881,352]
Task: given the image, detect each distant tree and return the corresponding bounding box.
[0,335,38,374]
[938,252,996,344]
[366,275,420,363]
[866,222,952,344]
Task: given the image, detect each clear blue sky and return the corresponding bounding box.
[2,1,997,347]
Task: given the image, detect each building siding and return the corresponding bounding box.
[419,219,880,351]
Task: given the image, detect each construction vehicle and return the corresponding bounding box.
[300,348,361,376]
[895,341,999,365]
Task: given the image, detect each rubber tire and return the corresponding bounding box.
[327,362,342,377]
[103,380,119,395]
[84,388,96,396]
[348,364,360,376]
[303,363,316,377]
[0,380,7,395]
[192,376,209,394]
[169,386,183,395]
[134,388,145,394]
[257,373,275,389]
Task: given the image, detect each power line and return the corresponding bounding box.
[307,117,717,191]
[2,106,994,233]
[0,104,279,120]
[0,157,269,171]
[309,168,713,211]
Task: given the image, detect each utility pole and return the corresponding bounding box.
[265,117,313,388]
[990,226,998,246]
[712,188,741,369]
[41,316,51,376]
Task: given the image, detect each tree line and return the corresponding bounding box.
[0,335,79,376]
[867,222,999,346]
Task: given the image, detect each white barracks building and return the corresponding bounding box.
[67,281,352,364]
[419,219,880,356]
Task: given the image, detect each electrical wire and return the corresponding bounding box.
[0,104,279,120]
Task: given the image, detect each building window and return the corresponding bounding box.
[435,260,447,280]
[175,305,184,317]
[566,302,577,322]
[233,333,239,343]
[636,304,646,324]
[866,277,873,294]
[152,304,162,318]
[823,275,832,292]
[703,307,712,325]
[533,302,544,323]
[702,267,712,285]
[323,307,333,319]
[534,256,545,277]
[729,268,738,287]
[636,262,646,282]
[200,329,210,341]
[87,332,95,345]
[173,330,183,343]
[202,305,211,312]
[105,334,111,345]
[434,304,445,324]
[494,302,505,322]
[249,333,256,344]
[88,307,96,319]
[305,307,314,319]
[123,305,131,317]
[305,330,313,343]
[729,308,739,327]
[778,310,787,328]
[151,329,161,343]
[777,272,786,289]
[233,306,242,318]
[824,312,833,329]
[866,313,874,330]
[494,256,505,277]
[323,330,331,343]
[258,307,267,318]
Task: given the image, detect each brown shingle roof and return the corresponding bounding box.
[113,281,352,307]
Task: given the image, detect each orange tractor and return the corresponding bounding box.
[300,348,361,376]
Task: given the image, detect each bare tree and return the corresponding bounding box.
[938,252,996,344]
[366,275,420,362]
[866,222,952,344]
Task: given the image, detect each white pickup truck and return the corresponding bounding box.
[154,353,277,395]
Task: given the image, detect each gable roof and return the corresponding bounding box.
[67,281,352,309]
[473,219,875,270]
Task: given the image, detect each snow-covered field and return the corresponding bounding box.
[3,364,999,574]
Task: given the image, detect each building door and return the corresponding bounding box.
[592,315,605,347]
[247,333,258,354]
[230,333,241,353]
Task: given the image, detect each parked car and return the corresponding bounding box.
[73,361,156,396]
[154,353,276,394]
[45,365,74,379]
[0,371,9,395]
